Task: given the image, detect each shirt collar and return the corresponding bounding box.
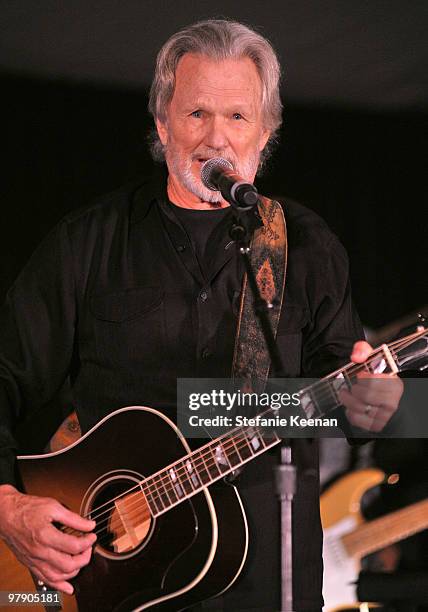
[131,163,264,234]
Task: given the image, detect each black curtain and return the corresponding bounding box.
[3,75,427,329]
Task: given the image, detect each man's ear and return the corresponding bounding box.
[156,118,168,146]
[259,128,271,152]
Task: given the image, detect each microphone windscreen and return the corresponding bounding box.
[201,158,233,191]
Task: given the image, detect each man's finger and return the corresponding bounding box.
[345,407,386,432]
[351,340,373,363]
[49,503,96,533]
[44,543,94,574]
[342,383,390,407]
[47,580,74,596]
[43,524,96,555]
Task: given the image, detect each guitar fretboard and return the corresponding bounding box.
[136,328,426,517]
[298,343,397,419]
[142,423,280,516]
[342,498,428,558]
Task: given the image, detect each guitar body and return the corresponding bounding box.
[320,468,385,612]
[0,407,248,611]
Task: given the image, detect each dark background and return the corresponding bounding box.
[2,1,427,329]
[2,2,428,594]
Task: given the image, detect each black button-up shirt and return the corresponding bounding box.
[0,170,363,609]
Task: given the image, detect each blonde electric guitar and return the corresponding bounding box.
[321,468,428,612]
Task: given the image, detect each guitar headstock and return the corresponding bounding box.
[392,316,428,374]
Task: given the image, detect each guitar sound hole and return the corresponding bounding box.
[84,471,154,561]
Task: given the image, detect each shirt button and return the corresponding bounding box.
[177,244,186,252]
[200,291,208,302]
[201,348,211,359]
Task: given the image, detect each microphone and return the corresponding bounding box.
[200,158,259,210]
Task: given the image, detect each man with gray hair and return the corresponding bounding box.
[0,19,402,611]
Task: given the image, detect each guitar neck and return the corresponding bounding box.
[139,327,428,517]
[141,420,281,516]
[342,498,428,558]
[299,326,427,419]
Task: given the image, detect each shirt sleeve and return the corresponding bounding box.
[302,233,365,377]
[299,233,372,441]
[0,220,77,486]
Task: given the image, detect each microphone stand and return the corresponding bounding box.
[229,206,296,612]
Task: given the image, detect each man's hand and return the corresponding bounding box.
[338,340,404,432]
[0,485,96,595]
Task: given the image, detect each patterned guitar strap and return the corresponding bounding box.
[231,196,287,394]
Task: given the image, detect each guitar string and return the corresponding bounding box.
[344,500,428,547]
[86,430,280,547]
[70,366,400,539]
[94,441,428,549]
[95,454,428,552]
[59,417,270,536]
[96,495,428,553]
[84,343,387,526]
[73,347,393,544]
[95,465,428,550]
[93,334,414,518]
[96,326,422,520]
[67,333,424,535]
[67,349,427,544]
[344,515,428,557]
[65,429,279,542]
[64,330,427,540]
[63,420,279,532]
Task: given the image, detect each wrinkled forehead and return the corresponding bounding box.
[172,53,263,104]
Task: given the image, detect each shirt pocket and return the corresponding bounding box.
[90,287,165,370]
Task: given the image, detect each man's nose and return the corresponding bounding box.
[203,116,229,151]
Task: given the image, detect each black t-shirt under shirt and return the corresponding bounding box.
[171,202,231,279]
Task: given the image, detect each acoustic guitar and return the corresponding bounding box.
[0,327,426,611]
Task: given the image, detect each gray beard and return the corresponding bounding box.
[166,148,261,205]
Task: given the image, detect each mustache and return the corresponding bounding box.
[191,151,236,167]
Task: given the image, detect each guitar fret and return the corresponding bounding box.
[329,371,351,411]
[153,473,174,508]
[140,483,159,515]
[145,480,165,513]
[135,328,427,521]
[258,426,280,447]
[299,390,315,418]
[193,450,212,485]
[206,447,224,477]
[215,441,233,470]
[223,435,242,467]
[168,467,186,499]
[242,429,258,454]
[310,383,336,416]
[234,432,253,460]
[160,472,179,505]
[245,427,264,453]
[175,460,196,496]
[327,379,339,406]
[230,434,245,461]
[185,457,202,489]
[342,369,352,389]
[162,472,179,505]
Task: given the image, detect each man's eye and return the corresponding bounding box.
[232,113,243,120]
[191,110,202,118]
